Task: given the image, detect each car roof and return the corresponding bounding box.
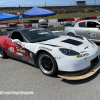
[77,20,99,23]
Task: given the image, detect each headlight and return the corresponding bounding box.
[59,48,80,56]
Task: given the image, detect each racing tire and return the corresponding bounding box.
[67,32,75,36]
[0,45,7,58]
[37,52,58,76]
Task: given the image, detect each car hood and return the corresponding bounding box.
[39,36,94,53]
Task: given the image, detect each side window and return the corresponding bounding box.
[11,32,24,42]
[7,31,12,38]
[71,24,75,27]
[78,22,85,27]
[87,21,99,28]
[0,30,5,36]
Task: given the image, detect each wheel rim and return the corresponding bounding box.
[39,55,54,74]
[0,47,3,57]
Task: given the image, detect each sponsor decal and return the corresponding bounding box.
[75,55,79,58]
[76,53,89,58]
[90,33,96,37]
[23,54,27,58]
[16,49,25,53]
[29,53,33,57]
[8,47,15,52]
[80,51,87,53]
[39,46,52,51]
[84,57,87,59]
[16,52,23,57]
[88,33,96,37]
[22,44,25,48]
[29,28,43,31]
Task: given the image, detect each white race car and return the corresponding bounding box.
[0,27,99,78]
[60,21,72,26]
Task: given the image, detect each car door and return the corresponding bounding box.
[85,21,100,40]
[4,36,18,57]
[75,22,87,37]
[6,31,29,60]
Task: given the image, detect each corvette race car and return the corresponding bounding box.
[0,27,99,80]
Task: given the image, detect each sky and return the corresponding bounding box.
[0,0,100,6]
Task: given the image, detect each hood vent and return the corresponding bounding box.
[62,39,83,46]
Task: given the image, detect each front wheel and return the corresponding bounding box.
[67,32,75,36]
[0,45,7,58]
[37,52,57,76]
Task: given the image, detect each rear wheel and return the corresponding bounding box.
[67,32,75,36]
[0,45,7,58]
[37,52,57,76]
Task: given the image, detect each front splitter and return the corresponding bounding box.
[58,66,100,80]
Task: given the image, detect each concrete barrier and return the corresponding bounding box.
[97,16,100,19]
[48,19,58,23]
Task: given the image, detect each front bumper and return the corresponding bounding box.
[56,49,99,72]
[58,56,100,80]
[38,25,48,28]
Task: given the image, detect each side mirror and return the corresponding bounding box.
[96,25,100,28]
[12,39,22,46]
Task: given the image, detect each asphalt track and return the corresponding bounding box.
[0,42,100,100]
[0,21,100,100]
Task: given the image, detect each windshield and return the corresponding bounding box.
[23,22,31,24]
[71,24,75,27]
[9,24,17,27]
[22,28,59,43]
[39,21,47,24]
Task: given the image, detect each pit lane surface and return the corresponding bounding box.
[0,43,100,100]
